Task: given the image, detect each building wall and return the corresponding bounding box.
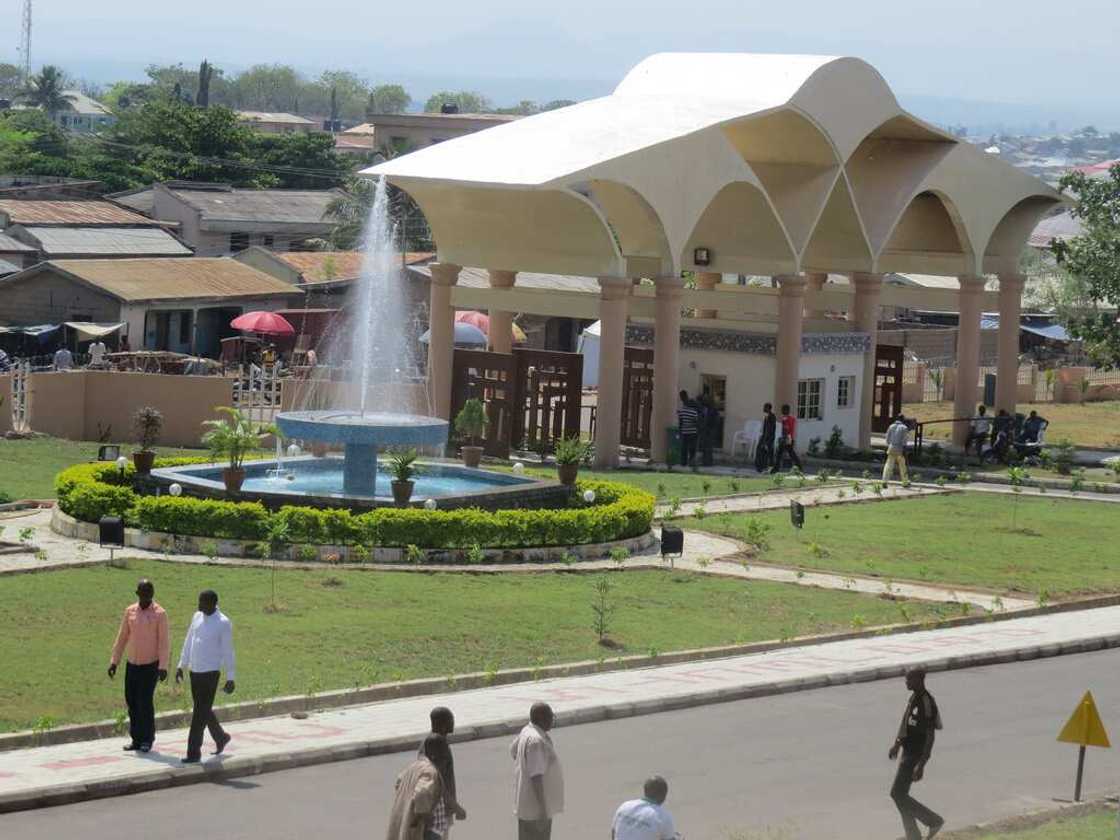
[795,354,864,451]
[0,272,121,325]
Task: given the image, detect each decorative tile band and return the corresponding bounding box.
[624,325,870,356]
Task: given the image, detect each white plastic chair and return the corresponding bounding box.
[731,419,763,459]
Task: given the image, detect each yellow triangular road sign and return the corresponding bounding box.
[1057,691,1111,748]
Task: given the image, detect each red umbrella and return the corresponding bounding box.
[230,311,295,336]
[454,310,526,343]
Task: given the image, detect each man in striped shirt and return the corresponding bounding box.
[676,391,699,468]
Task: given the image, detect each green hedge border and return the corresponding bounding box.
[55,460,654,550]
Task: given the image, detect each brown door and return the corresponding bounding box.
[450,349,516,458]
[620,347,654,449]
[872,344,904,433]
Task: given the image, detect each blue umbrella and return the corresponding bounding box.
[418,322,488,347]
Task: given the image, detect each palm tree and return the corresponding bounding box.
[21,66,77,115]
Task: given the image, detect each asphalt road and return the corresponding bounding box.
[6,650,1120,840]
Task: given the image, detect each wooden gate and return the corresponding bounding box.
[872,344,904,433]
[449,349,516,458]
[620,347,654,449]
[511,349,583,454]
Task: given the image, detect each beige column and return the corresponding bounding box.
[774,275,807,414]
[851,272,883,449]
[426,262,460,420]
[804,272,828,319]
[952,275,985,447]
[486,269,517,353]
[594,277,632,469]
[651,276,684,464]
[695,272,720,319]
[996,273,1025,415]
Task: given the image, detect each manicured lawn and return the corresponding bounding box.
[0,559,949,732]
[968,808,1115,839]
[511,465,784,499]
[683,492,1120,598]
[904,400,1120,449]
[0,437,201,501]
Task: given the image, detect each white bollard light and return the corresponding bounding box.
[424,498,437,511]
[116,456,129,472]
[583,489,596,503]
[512,462,525,474]
[168,483,182,497]
[287,443,302,457]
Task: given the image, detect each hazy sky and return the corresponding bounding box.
[14,0,1120,118]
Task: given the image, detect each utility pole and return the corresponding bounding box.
[18,0,33,84]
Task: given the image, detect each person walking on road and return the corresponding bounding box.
[421,707,467,836]
[387,733,451,840]
[755,402,777,473]
[882,414,911,483]
[611,775,681,840]
[770,404,802,473]
[676,391,700,469]
[175,590,235,763]
[889,668,944,840]
[108,578,169,753]
[511,702,564,840]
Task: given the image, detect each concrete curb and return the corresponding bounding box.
[939,794,1114,838]
[3,631,1119,814]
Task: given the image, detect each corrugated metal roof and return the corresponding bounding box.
[410,264,600,294]
[0,232,35,252]
[19,226,193,256]
[1029,210,1083,248]
[61,91,112,116]
[0,258,20,276]
[0,199,159,226]
[237,111,316,125]
[105,188,156,216]
[9,258,300,302]
[279,250,432,283]
[168,188,340,226]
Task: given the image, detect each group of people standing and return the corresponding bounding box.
[965,405,1048,462]
[388,701,680,840]
[675,389,721,468]
[108,580,236,763]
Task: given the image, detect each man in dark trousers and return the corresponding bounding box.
[424,706,468,835]
[176,590,235,763]
[755,402,777,473]
[889,668,944,840]
[676,390,699,468]
[108,579,169,753]
[770,404,802,473]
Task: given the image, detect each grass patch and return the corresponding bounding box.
[509,466,779,499]
[965,807,1115,839]
[0,558,948,732]
[903,400,1120,449]
[682,492,1120,597]
[0,437,200,500]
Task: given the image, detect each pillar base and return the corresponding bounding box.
[343,443,378,496]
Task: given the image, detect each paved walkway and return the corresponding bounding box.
[3,604,1118,812]
[656,481,945,517]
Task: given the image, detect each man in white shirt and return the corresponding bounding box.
[53,346,73,370]
[510,702,563,840]
[882,414,911,483]
[175,590,235,763]
[88,339,108,368]
[612,776,681,840]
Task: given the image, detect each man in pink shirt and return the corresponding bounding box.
[108,579,170,753]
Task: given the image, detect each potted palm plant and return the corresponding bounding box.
[554,435,590,486]
[201,407,275,494]
[454,398,487,468]
[131,406,164,475]
[387,448,418,507]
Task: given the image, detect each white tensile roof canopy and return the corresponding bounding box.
[365,53,1063,280]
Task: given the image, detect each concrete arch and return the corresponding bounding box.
[801,174,875,272]
[982,195,1064,274]
[683,181,798,275]
[397,179,623,277]
[581,179,674,275]
[877,189,975,275]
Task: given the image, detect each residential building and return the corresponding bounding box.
[236,247,433,305]
[147,183,342,256]
[4,226,192,261]
[236,111,317,134]
[0,199,163,229]
[0,258,301,356]
[49,91,116,134]
[337,112,518,155]
[0,232,37,270]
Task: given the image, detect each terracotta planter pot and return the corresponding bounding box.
[132,450,156,475]
[557,463,580,486]
[222,467,246,494]
[391,480,414,507]
[461,445,483,468]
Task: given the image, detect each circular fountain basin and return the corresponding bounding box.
[275,410,449,448]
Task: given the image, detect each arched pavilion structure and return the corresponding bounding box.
[364,53,1064,467]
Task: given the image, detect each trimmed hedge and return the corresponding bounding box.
[55,462,654,550]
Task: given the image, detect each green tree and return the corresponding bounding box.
[0,62,24,99]
[325,177,432,251]
[232,64,303,111]
[21,66,77,115]
[1052,164,1120,367]
[424,90,490,114]
[541,99,576,112]
[494,99,539,116]
[248,131,350,189]
[366,84,410,116]
[315,70,369,121]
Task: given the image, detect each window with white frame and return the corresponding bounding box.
[837,375,856,408]
[797,378,824,420]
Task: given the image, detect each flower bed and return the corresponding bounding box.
[55,460,655,550]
